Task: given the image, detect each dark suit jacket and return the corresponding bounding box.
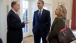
[7,10,25,43]
[48,17,65,43]
[0,38,3,43]
[33,9,51,36]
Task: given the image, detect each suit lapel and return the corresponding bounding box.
[51,18,58,31]
[11,10,21,21]
[36,10,39,21]
[41,9,45,17]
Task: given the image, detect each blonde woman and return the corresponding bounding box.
[46,5,67,43]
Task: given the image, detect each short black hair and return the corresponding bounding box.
[11,1,17,7]
[39,0,44,4]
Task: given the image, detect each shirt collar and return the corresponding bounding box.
[39,8,43,12]
[38,8,43,14]
[12,9,17,14]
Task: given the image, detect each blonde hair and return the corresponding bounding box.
[58,5,67,20]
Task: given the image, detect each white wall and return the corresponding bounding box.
[43,0,52,4]
[0,0,7,43]
[52,0,73,20]
[0,0,4,41]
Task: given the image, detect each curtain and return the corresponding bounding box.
[71,0,76,30]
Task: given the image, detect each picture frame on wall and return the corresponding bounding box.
[58,2,66,6]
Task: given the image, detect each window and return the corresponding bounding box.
[22,0,28,33]
[43,7,47,10]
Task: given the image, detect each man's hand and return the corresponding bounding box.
[46,36,49,42]
[24,20,29,24]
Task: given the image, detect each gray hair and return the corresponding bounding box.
[11,1,17,7]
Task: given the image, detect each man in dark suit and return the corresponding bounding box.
[7,1,29,43]
[32,0,51,43]
[0,38,3,43]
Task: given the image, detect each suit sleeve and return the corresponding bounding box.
[7,13,25,30]
[48,19,64,40]
[47,11,51,33]
[33,12,35,29]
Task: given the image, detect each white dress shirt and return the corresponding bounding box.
[12,9,18,15]
[38,8,43,15]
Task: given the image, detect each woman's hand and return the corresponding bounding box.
[46,36,49,42]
